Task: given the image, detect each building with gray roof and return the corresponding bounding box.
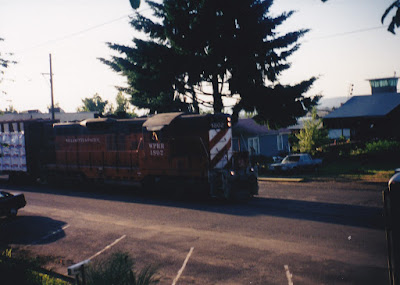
[323,77,400,140]
[232,118,291,157]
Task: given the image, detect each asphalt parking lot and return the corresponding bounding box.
[0,179,389,284]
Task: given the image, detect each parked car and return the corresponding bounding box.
[384,171,400,285]
[272,156,284,163]
[0,191,26,217]
[269,153,322,173]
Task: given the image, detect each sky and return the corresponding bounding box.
[1,0,400,113]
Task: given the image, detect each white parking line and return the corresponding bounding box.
[172,247,194,285]
[284,265,294,285]
[87,235,126,261]
[67,235,127,276]
[32,224,70,245]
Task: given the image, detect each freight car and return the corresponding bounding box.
[0,113,258,199]
[0,119,55,180]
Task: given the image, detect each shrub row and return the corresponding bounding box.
[1,248,159,285]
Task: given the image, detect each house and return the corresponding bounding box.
[232,118,290,157]
[323,77,400,141]
[288,108,331,134]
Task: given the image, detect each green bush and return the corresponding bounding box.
[293,108,329,156]
[364,140,400,154]
[1,248,71,285]
[30,272,71,285]
[84,252,159,285]
[350,140,400,162]
[1,248,160,285]
[1,248,39,285]
[322,140,400,161]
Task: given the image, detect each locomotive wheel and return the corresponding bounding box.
[221,172,232,200]
[141,176,156,191]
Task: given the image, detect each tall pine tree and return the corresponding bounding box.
[101,0,319,128]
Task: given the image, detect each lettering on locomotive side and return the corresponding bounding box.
[211,122,225,129]
[65,137,101,143]
[149,142,165,156]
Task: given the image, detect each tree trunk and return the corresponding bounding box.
[231,102,242,125]
[212,74,223,114]
[190,88,200,114]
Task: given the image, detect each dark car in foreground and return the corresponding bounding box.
[384,171,400,285]
[269,153,322,173]
[0,191,26,217]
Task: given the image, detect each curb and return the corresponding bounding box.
[258,177,304,182]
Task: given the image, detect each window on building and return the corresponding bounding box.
[277,135,284,151]
[248,137,259,155]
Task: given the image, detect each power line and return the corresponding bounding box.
[15,5,389,54]
[306,25,388,42]
[16,7,152,54]
[17,14,133,54]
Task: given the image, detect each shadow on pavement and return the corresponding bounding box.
[1,181,384,230]
[0,215,67,245]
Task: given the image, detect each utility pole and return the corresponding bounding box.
[49,53,55,120]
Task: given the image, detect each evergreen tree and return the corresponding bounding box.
[101,0,319,128]
[382,0,400,34]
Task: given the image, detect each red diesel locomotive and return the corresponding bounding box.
[0,112,258,199]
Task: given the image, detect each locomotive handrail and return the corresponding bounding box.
[199,137,209,161]
[137,137,143,151]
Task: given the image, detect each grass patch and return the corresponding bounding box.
[1,248,160,285]
[260,157,398,183]
[318,158,397,182]
[0,248,71,285]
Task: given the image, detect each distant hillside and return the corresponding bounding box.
[318,96,349,110]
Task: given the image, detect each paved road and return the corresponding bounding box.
[0,180,389,284]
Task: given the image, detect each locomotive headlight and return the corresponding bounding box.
[227,117,232,127]
[230,170,235,176]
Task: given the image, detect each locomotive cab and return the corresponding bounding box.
[141,112,258,199]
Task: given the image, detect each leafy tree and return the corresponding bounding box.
[0,105,17,114]
[0,37,17,95]
[77,93,109,114]
[115,91,130,114]
[294,108,329,155]
[47,102,62,113]
[101,0,319,129]
[111,91,138,118]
